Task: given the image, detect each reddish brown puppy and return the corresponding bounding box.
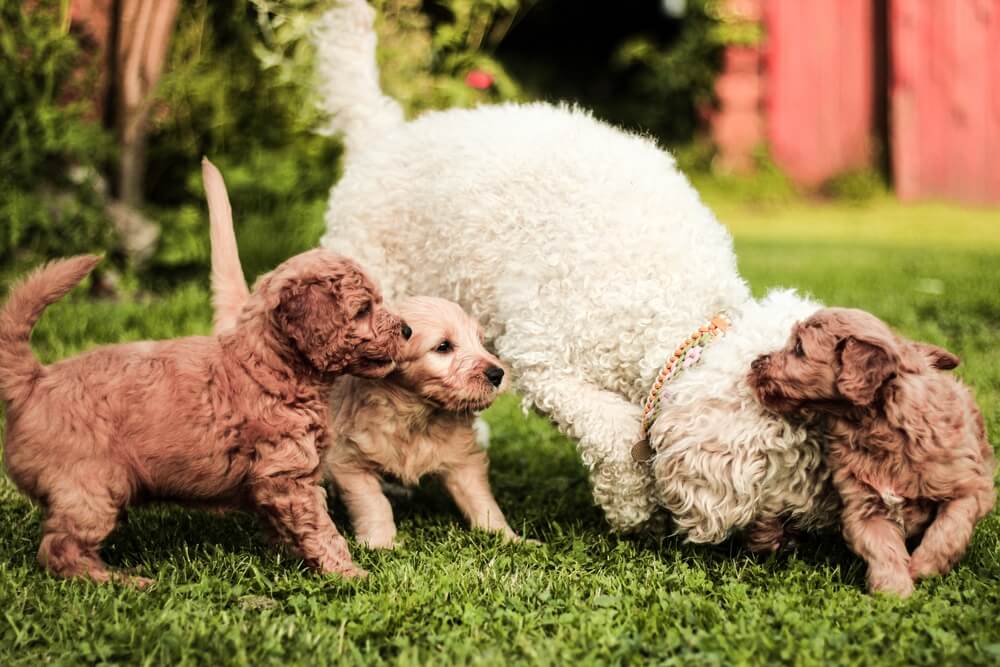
[0,250,407,585]
[747,308,995,597]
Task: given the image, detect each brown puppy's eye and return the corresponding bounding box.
[435,340,452,354]
[354,303,371,320]
[794,338,805,357]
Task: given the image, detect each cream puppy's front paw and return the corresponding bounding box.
[868,566,915,597]
[356,524,399,550]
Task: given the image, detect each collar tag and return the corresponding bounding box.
[631,438,655,463]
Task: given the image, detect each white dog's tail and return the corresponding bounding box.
[312,0,404,157]
[202,158,249,334]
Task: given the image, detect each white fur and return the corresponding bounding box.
[310,0,838,539]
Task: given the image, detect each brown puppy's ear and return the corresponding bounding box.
[913,342,960,370]
[273,279,347,373]
[836,337,898,406]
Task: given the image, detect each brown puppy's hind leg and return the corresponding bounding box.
[37,485,151,587]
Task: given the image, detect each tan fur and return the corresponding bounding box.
[323,297,516,549]
[748,308,996,596]
[0,250,406,585]
[203,159,519,548]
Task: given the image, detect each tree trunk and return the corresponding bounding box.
[114,0,179,207]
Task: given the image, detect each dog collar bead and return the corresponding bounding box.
[632,313,732,462]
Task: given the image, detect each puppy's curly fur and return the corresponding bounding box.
[323,297,517,549]
[748,308,996,596]
[306,0,838,541]
[205,161,520,549]
[0,248,404,584]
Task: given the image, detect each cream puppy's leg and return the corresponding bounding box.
[330,468,399,550]
[442,452,517,540]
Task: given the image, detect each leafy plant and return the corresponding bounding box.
[0,1,116,269]
[144,0,341,284]
[376,0,526,113]
[610,0,727,143]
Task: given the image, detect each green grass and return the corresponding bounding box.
[1,193,999,665]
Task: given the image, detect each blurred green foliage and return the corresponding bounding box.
[0,1,116,271]
[145,0,529,286]
[820,167,890,204]
[496,0,726,145]
[2,0,819,284]
[610,0,726,143]
[144,0,341,285]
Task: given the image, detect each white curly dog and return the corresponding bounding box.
[311,0,839,546]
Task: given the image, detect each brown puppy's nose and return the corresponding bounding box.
[751,355,769,373]
[401,323,412,340]
[485,366,504,387]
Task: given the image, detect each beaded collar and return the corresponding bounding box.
[631,313,732,462]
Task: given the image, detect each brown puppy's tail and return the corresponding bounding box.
[0,255,101,403]
[203,157,250,334]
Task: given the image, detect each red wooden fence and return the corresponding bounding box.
[711,0,1000,203]
[762,0,874,188]
[890,0,1000,203]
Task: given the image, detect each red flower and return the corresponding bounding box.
[465,70,494,90]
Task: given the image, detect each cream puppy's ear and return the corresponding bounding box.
[203,157,250,334]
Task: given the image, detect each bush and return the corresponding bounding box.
[0,2,116,272]
[820,168,888,204]
[2,0,737,282]
[144,0,530,285]
[142,0,342,285]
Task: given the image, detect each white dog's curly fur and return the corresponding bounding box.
[309,0,839,542]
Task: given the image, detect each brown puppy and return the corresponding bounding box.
[748,307,996,597]
[203,160,520,549]
[0,250,407,584]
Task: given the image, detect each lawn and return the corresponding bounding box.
[1,191,998,666]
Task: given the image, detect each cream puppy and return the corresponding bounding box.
[324,296,515,548]
[203,159,519,549]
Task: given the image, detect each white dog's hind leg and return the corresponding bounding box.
[513,368,658,531]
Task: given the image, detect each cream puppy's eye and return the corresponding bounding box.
[435,340,452,354]
[794,338,805,357]
[354,302,371,320]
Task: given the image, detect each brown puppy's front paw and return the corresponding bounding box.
[868,568,915,597]
[908,550,949,580]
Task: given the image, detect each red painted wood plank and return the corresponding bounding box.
[763,0,874,187]
[891,0,1000,203]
